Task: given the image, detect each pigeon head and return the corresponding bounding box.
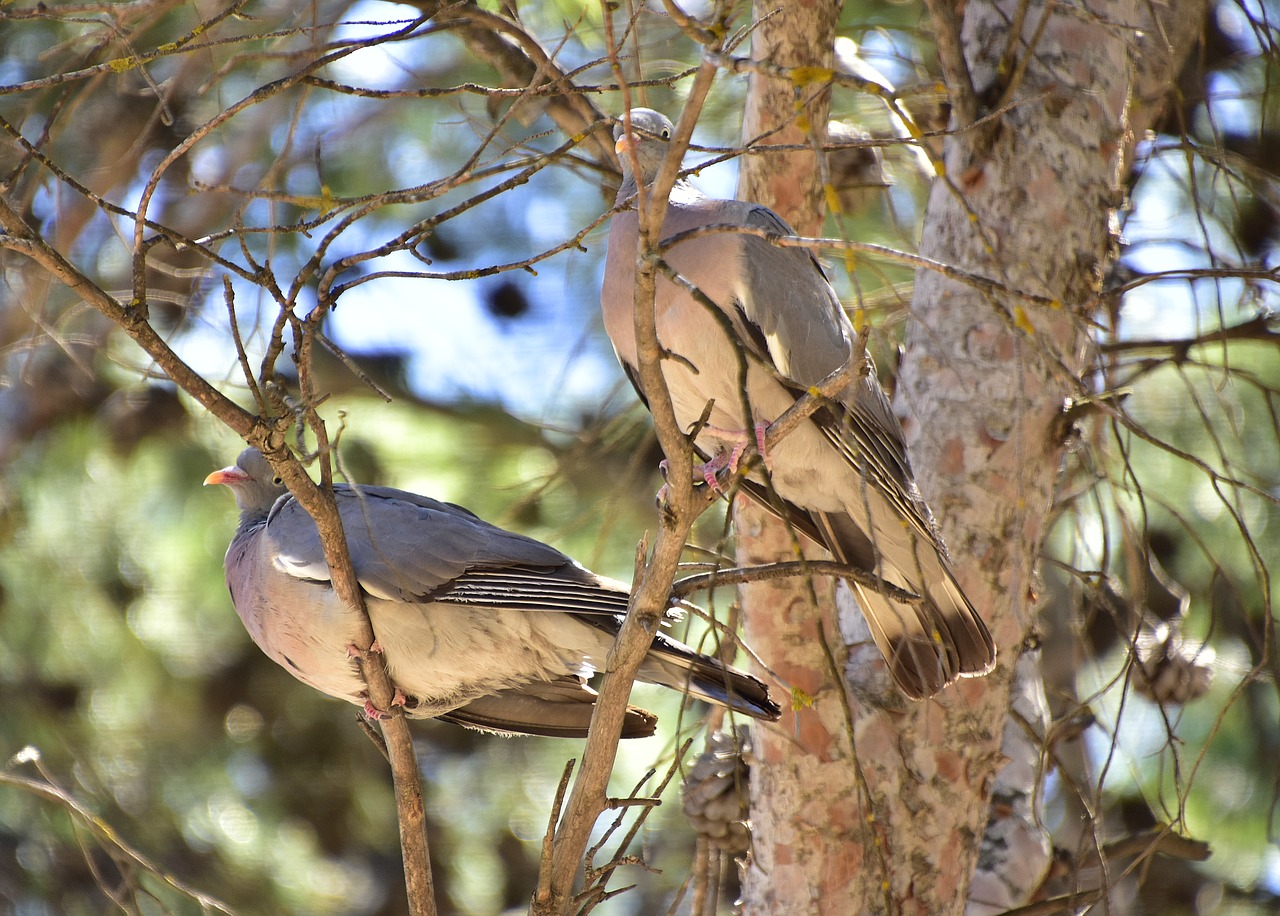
[204,447,287,518]
[614,108,675,187]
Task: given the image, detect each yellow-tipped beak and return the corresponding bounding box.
[204,467,247,487]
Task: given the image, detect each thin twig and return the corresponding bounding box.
[922,0,979,127]
[657,221,1064,309]
[1,761,234,914]
[673,560,923,604]
[537,759,578,906]
[532,17,725,915]
[1100,313,1278,355]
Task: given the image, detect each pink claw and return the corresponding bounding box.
[348,641,384,659]
[697,443,746,493]
[699,456,727,491]
[391,688,408,708]
[754,421,773,472]
[654,423,771,502]
[363,699,389,721]
[694,421,774,488]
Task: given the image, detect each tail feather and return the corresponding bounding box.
[851,583,949,699]
[439,678,658,738]
[850,580,993,700]
[815,509,995,699]
[640,635,781,720]
[933,564,997,676]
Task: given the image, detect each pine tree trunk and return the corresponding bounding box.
[902,2,1204,909]
[738,1,1204,913]
[734,0,861,911]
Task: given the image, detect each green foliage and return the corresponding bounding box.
[0,396,734,913]
[1,0,1278,912]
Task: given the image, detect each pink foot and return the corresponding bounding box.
[697,443,745,492]
[655,425,770,500]
[363,699,389,721]
[754,421,773,471]
[696,420,773,485]
[656,456,722,501]
[361,688,406,719]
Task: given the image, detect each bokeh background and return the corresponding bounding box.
[0,0,1277,912]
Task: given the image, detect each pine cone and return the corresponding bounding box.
[1133,626,1213,705]
[681,728,752,854]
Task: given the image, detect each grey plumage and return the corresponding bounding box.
[207,447,780,738]
[602,108,995,699]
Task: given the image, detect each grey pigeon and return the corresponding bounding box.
[601,108,995,699]
[207,447,780,738]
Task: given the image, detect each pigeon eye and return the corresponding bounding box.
[272,476,283,485]
[660,128,670,139]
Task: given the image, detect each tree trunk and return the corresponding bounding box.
[901,1,1205,913]
[734,1,860,912]
[739,0,1204,913]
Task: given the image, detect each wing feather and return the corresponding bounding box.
[264,485,592,603]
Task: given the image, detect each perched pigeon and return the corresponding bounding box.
[601,108,995,699]
[206,447,779,738]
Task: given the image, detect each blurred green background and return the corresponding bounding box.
[0,0,1277,912]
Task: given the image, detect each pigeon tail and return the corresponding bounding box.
[816,509,996,699]
[846,551,995,699]
[440,679,658,738]
[639,639,781,721]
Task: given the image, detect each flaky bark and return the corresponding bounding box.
[902,1,1206,913]
[733,0,859,911]
[738,1,1204,913]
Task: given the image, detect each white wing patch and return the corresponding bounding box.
[272,548,331,584]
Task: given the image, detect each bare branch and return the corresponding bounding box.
[402,0,615,162]
[0,197,439,916]
[922,0,979,127]
[532,12,726,912]
[657,220,1065,309]
[673,560,922,604]
[0,198,259,436]
[1,757,233,914]
[1100,313,1279,356]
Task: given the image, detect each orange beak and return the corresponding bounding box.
[204,466,248,487]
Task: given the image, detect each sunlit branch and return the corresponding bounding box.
[0,763,234,915]
[673,559,922,603]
